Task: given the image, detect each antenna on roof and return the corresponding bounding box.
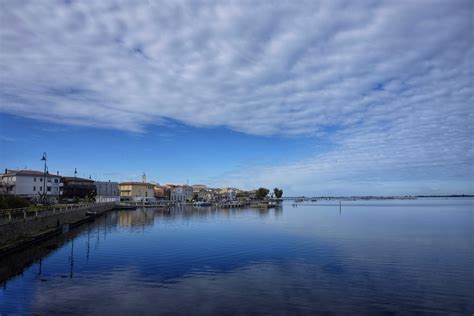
[142,172,146,183]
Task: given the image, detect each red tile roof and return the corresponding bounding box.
[2,170,61,177]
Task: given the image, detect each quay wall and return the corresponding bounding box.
[0,203,115,253]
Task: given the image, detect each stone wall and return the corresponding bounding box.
[0,203,115,248]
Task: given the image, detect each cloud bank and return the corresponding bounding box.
[1,0,472,194]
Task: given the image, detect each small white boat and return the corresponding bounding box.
[193,201,212,207]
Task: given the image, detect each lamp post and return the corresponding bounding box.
[41,152,47,204]
[73,168,77,202]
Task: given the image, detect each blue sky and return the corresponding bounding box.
[0,113,317,185]
[0,1,473,196]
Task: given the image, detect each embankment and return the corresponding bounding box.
[0,203,116,256]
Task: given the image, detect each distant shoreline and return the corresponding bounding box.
[284,195,474,200]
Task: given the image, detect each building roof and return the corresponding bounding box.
[94,180,119,184]
[2,170,61,177]
[62,176,94,182]
[119,182,153,186]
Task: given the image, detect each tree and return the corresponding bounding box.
[255,187,270,199]
[273,188,283,198]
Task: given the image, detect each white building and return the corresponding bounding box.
[170,187,187,203]
[1,169,62,202]
[95,180,120,203]
[182,185,193,201]
[227,190,237,201]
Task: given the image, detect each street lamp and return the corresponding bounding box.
[73,168,77,202]
[41,152,47,204]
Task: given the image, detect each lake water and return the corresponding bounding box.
[1,198,473,314]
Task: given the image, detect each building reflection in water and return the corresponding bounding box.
[118,208,156,228]
[116,205,282,228]
[0,206,283,284]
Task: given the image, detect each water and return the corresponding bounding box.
[1,198,473,314]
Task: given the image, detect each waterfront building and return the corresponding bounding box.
[192,184,207,193]
[247,190,257,199]
[119,182,155,201]
[227,190,237,201]
[198,188,224,202]
[236,190,257,201]
[182,185,193,201]
[170,186,187,202]
[61,176,96,201]
[94,180,120,202]
[153,185,165,199]
[197,189,206,201]
[153,185,171,200]
[1,169,62,202]
[220,187,240,201]
[219,187,230,194]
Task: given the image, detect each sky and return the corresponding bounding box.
[0,0,473,196]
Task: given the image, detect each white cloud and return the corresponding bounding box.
[0,0,472,193]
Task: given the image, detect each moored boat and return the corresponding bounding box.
[193,201,212,207]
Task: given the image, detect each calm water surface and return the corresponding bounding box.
[1,199,473,314]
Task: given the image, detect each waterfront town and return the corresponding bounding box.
[0,159,283,209]
[1,1,472,313]
[0,159,284,258]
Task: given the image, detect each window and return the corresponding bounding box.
[34,177,36,182]
[47,187,51,192]
[47,178,51,182]
[40,186,43,191]
[33,186,36,191]
[40,178,43,182]
[54,179,59,183]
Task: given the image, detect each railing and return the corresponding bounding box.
[0,202,116,225]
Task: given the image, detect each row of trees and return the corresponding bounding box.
[255,187,283,199]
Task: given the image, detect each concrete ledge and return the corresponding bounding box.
[0,204,115,258]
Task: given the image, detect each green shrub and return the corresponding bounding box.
[0,194,32,209]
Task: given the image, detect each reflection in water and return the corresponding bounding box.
[115,205,280,228]
[118,208,155,228]
[69,238,74,279]
[0,200,473,314]
[0,206,278,283]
